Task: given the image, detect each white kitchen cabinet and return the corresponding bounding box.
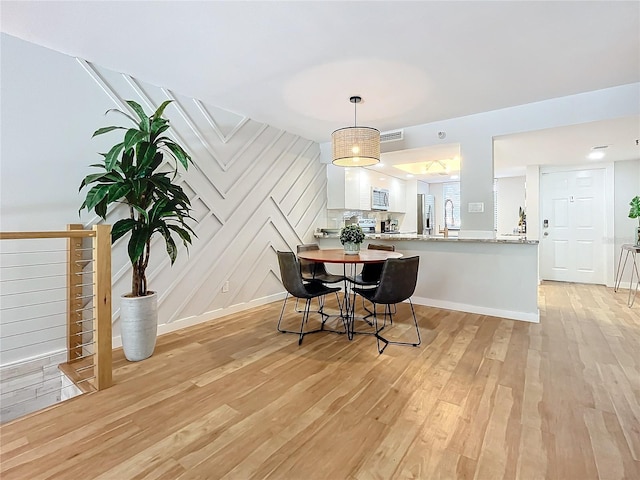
[388,177,406,212]
[357,168,371,210]
[326,164,405,212]
[327,163,347,209]
[327,164,371,210]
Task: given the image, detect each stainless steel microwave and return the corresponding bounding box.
[371,187,389,211]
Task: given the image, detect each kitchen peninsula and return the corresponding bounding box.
[315,234,539,322]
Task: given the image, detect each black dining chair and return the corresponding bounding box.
[297,243,346,315]
[348,243,396,319]
[276,251,345,345]
[351,256,421,354]
[297,244,345,285]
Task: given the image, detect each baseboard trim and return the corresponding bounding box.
[112,292,288,348]
[411,296,540,323]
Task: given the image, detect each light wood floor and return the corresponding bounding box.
[1,282,639,479]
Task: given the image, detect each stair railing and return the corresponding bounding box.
[0,224,112,394]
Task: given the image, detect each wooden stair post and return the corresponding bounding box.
[93,224,112,390]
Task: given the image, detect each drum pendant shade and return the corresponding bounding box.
[331,96,380,167]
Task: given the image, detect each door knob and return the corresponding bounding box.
[543,232,549,236]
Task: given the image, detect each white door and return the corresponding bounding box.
[540,168,606,284]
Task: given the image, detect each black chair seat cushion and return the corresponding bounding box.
[349,270,381,286]
[306,272,345,284]
[297,244,345,284]
[302,281,341,299]
[351,285,378,301]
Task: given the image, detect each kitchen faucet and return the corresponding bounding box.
[444,199,454,227]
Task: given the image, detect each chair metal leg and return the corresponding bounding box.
[277,294,317,340]
[347,288,359,340]
[362,296,395,324]
[278,294,346,342]
[373,300,421,354]
[302,287,343,322]
[277,293,290,333]
[299,299,311,345]
[361,296,375,324]
[295,295,323,314]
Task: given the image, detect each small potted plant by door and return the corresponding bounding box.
[80,100,196,361]
[340,224,365,254]
[629,195,640,246]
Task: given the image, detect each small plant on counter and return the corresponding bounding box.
[340,224,365,245]
[629,196,640,225]
[629,195,640,245]
[518,206,527,233]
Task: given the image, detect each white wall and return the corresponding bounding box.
[0,34,326,362]
[0,36,114,230]
[496,176,526,235]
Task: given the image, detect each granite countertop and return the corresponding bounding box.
[314,233,538,245]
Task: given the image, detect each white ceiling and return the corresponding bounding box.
[2,1,639,179]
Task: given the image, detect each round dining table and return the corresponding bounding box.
[297,248,402,264]
[297,248,403,339]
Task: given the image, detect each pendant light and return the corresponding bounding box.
[331,96,380,167]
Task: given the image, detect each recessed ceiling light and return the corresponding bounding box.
[451,175,459,180]
[406,174,414,178]
[587,145,608,160]
[379,177,385,181]
[394,158,460,176]
[587,151,605,160]
[375,163,385,167]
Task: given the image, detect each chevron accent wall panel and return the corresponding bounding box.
[79,61,327,335]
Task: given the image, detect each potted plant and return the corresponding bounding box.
[340,224,366,254]
[79,100,196,361]
[518,206,526,234]
[629,195,640,246]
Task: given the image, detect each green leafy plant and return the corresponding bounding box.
[80,100,196,297]
[340,224,365,244]
[629,195,640,226]
[518,206,526,225]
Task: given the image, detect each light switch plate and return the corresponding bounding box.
[468,202,484,213]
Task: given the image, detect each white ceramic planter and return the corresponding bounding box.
[120,292,158,362]
[343,242,361,255]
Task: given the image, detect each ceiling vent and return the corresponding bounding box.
[592,145,609,150]
[380,129,404,143]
